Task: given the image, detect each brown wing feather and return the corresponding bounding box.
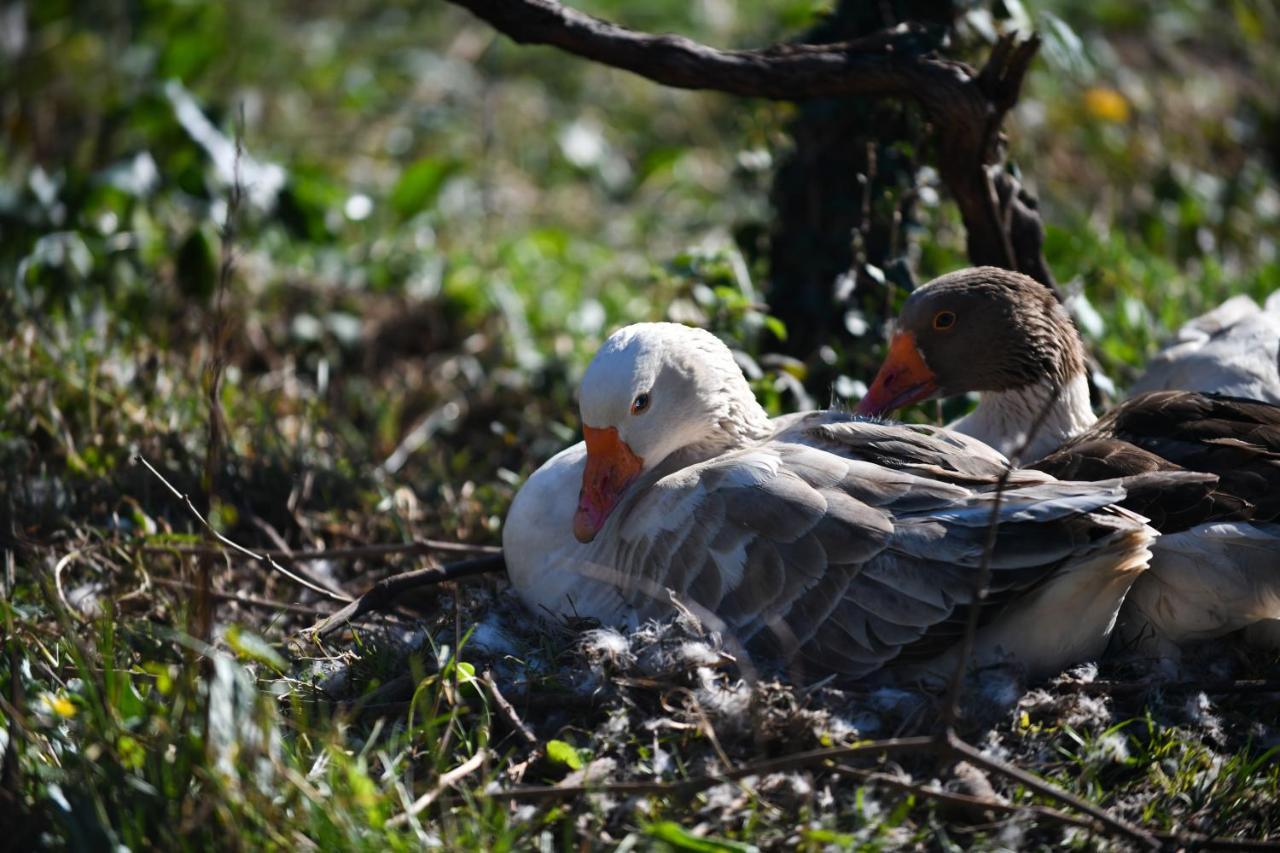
[1034,391,1280,529]
[1032,440,1238,531]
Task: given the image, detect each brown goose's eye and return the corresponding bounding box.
[630,392,651,415]
[932,310,957,331]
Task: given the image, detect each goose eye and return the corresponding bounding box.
[630,393,651,415]
[932,310,956,331]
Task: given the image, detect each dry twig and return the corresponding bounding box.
[942,730,1156,849]
[388,749,489,828]
[304,554,503,637]
[922,382,1165,849]
[1071,678,1280,697]
[832,763,1097,832]
[143,539,500,561]
[833,764,1280,851]
[133,454,353,603]
[481,670,538,747]
[51,549,88,623]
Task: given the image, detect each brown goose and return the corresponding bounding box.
[503,322,1206,683]
[855,267,1280,652]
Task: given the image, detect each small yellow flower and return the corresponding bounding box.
[1083,87,1130,123]
[43,692,77,719]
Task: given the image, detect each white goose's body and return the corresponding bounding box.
[505,323,1167,683]
[503,443,632,623]
[1129,293,1280,403]
[1118,522,1280,654]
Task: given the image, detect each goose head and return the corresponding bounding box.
[856,267,1086,416]
[573,322,771,543]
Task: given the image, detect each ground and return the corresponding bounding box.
[2,1,1280,849]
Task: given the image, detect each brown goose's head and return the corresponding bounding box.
[856,267,1085,417]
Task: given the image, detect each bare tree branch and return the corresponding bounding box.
[444,0,1058,294]
[449,0,957,99]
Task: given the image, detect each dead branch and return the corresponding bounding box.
[482,670,538,747]
[449,0,950,98]
[304,554,504,637]
[444,0,1057,293]
[388,748,489,828]
[942,730,1156,849]
[143,539,500,561]
[133,453,354,603]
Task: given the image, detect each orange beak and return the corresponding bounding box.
[855,331,939,417]
[574,425,645,543]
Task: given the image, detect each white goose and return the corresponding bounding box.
[1130,290,1280,648]
[1129,291,1280,403]
[856,268,1280,656]
[505,322,1182,683]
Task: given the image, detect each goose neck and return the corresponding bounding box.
[950,371,1096,463]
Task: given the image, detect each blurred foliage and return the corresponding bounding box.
[1012,0,1280,378]
[2,0,1280,847]
[0,0,821,514]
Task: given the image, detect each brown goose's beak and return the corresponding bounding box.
[856,331,939,417]
[574,425,644,543]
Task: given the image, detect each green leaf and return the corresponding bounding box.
[143,662,174,696]
[389,157,457,221]
[226,626,287,674]
[645,821,757,852]
[545,739,584,771]
[454,660,477,685]
[763,315,787,342]
[113,673,149,723]
[117,735,145,770]
[800,828,855,846]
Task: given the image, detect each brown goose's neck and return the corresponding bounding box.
[950,371,1096,463]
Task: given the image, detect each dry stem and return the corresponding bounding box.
[134,453,353,603]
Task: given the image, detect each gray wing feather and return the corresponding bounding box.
[607,419,1142,680]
